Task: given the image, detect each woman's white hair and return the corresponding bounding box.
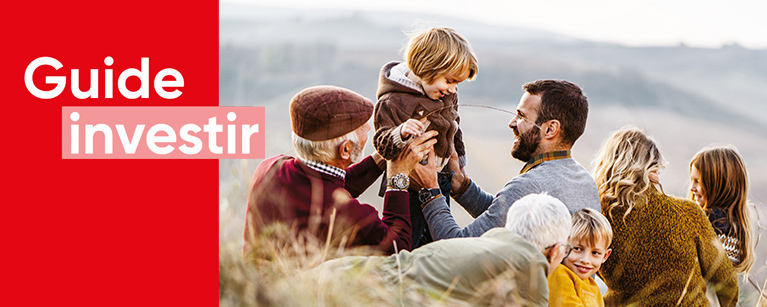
[504,193,572,252]
[292,130,360,164]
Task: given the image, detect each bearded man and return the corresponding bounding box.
[414,80,600,240]
[244,86,437,256]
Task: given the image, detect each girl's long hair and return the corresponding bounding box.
[593,126,665,221]
[690,145,755,273]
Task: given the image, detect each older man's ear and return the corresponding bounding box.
[338,140,353,161]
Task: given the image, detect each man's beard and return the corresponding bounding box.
[350,141,364,164]
[511,126,541,162]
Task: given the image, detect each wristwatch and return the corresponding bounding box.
[418,188,442,204]
[387,173,409,190]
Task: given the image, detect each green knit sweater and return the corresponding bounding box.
[599,187,738,306]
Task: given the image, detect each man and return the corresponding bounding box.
[416,79,599,240]
[310,193,572,306]
[244,85,437,256]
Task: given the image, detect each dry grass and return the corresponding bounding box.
[220,194,536,307]
[219,224,487,307]
[739,200,767,307]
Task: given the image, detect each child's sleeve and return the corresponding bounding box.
[373,94,417,161]
[452,98,467,167]
[453,124,467,167]
[548,265,586,307]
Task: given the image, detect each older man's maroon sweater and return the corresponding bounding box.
[244,155,411,255]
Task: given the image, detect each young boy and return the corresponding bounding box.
[373,27,478,248]
[548,208,613,307]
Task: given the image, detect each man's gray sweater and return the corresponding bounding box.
[423,158,600,240]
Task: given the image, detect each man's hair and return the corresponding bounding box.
[570,208,613,249]
[292,130,359,164]
[505,193,571,252]
[405,27,478,84]
[523,80,588,146]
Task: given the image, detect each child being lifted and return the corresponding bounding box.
[373,27,478,248]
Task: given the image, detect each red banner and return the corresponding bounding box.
[3,1,218,305]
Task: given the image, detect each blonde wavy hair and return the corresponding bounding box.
[593,126,666,221]
[404,27,478,84]
[690,145,754,273]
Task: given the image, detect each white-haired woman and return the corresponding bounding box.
[593,126,738,306]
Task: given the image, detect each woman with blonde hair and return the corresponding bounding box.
[593,126,738,306]
[690,145,754,273]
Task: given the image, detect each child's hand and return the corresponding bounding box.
[400,118,425,139]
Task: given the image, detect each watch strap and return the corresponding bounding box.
[420,192,443,208]
[419,188,442,203]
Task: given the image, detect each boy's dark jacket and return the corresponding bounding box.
[373,61,466,162]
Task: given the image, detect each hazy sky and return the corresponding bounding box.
[224,0,767,49]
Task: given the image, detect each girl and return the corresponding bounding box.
[689,145,754,273]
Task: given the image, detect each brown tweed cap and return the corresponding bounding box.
[290,85,374,141]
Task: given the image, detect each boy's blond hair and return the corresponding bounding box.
[570,208,613,248]
[405,27,478,84]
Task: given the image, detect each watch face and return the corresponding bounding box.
[418,189,429,203]
[391,174,408,189]
[419,188,438,203]
[396,177,407,188]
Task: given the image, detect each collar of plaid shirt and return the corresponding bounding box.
[300,158,346,179]
[519,150,571,174]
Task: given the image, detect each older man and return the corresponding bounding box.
[416,79,600,240]
[311,193,572,306]
[244,86,437,256]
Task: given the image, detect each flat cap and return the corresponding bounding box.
[290,85,374,141]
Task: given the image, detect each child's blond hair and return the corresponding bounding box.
[405,27,478,84]
[570,208,613,248]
